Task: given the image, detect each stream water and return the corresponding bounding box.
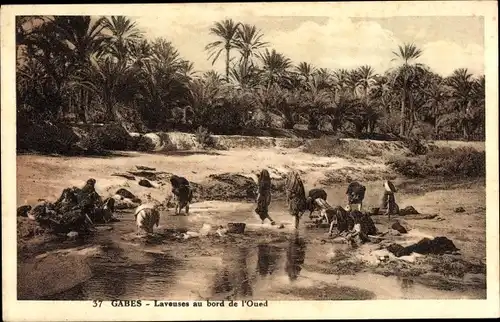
[26,179,485,301]
[39,216,483,301]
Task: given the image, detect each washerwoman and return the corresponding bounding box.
[255,169,276,225]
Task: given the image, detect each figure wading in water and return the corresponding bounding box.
[345,181,366,211]
[381,180,398,220]
[285,171,307,230]
[255,169,276,225]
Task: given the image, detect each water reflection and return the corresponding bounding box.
[285,235,307,281]
[212,247,253,298]
[397,275,415,299]
[399,277,415,290]
[43,244,180,300]
[256,244,280,277]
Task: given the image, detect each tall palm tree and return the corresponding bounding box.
[46,16,109,64]
[391,43,424,136]
[205,19,241,81]
[234,23,268,71]
[103,16,143,62]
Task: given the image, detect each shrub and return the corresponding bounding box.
[17,121,79,154]
[386,146,485,178]
[279,139,305,149]
[194,126,215,149]
[132,135,156,152]
[78,133,105,154]
[302,135,344,157]
[402,136,428,155]
[94,123,133,150]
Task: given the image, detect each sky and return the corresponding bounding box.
[130,13,484,78]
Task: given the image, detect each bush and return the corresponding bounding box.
[78,133,105,154]
[302,135,344,157]
[17,121,80,154]
[386,146,485,178]
[410,123,435,140]
[402,136,428,155]
[278,138,305,149]
[132,135,157,152]
[302,136,381,159]
[93,123,133,150]
[194,126,215,149]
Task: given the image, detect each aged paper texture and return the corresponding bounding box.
[2,1,499,321]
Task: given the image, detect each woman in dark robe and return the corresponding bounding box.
[285,171,307,230]
[381,180,398,220]
[255,169,276,225]
[345,181,366,211]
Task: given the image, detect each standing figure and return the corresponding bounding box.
[255,169,276,225]
[169,175,193,215]
[381,180,398,221]
[345,181,366,211]
[285,171,307,230]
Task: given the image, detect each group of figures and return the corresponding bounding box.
[253,169,399,236]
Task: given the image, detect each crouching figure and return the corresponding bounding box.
[135,203,160,235]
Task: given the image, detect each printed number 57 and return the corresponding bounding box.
[93,300,103,307]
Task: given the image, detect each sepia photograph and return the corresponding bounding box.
[2,1,499,321]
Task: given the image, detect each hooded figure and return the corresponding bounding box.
[285,171,307,230]
[255,169,276,225]
[381,180,398,220]
[346,181,366,211]
[169,175,193,215]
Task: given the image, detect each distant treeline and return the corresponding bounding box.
[16,16,485,141]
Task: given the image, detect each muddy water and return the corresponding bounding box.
[29,179,484,300]
[41,215,482,301]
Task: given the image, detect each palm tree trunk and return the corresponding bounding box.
[77,88,86,122]
[225,45,230,82]
[400,90,406,137]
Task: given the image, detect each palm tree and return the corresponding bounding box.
[391,43,424,137]
[332,68,354,98]
[229,62,261,89]
[46,16,109,64]
[205,19,241,81]
[299,80,332,130]
[252,84,296,129]
[76,54,135,121]
[353,65,377,105]
[446,68,475,139]
[295,62,316,85]
[234,23,268,71]
[202,70,225,85]
[371,74,394,114]
[421,74,447,137]
[258,48,292,89]
[127,39,152,68]
[103,16,143,62]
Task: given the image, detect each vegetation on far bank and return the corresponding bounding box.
[16,16,485,156]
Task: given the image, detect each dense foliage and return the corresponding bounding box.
[17,16,485,141]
